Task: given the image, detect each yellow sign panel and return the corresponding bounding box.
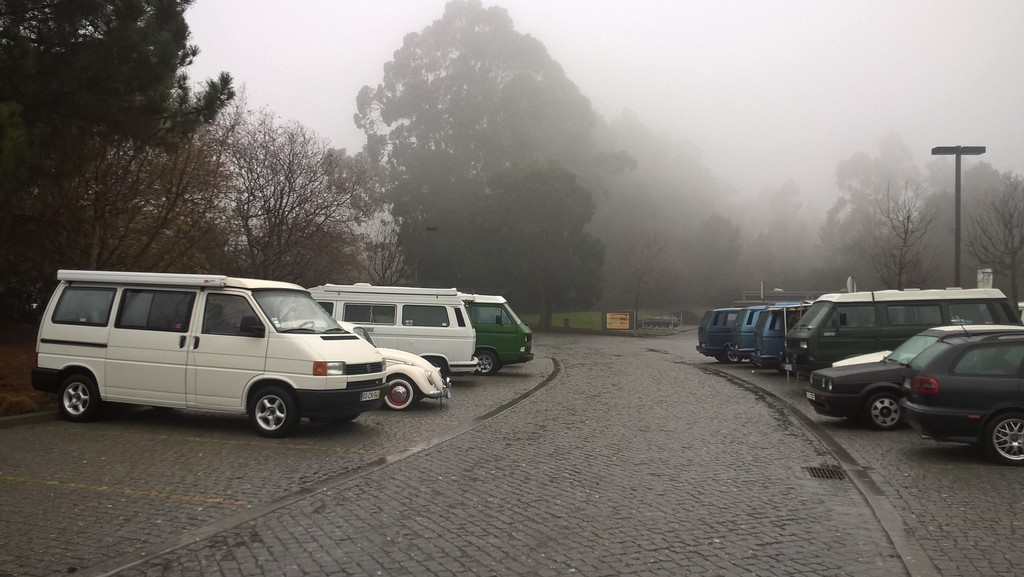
[605,311,634,330]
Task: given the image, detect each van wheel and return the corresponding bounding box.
[720,344,739,364]
[384,376,417,410]
[59,374,101,422]
[984,412,1024,465]
[476,350,501,375]
[864,392,902,430]
[250,386,299,438]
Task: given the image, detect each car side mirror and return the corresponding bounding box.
[240,315,265,337]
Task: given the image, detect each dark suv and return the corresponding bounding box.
[902,333,1024,465]
[805,325,1024,430]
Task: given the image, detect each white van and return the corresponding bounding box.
[32,270,387,437]
[307,283,477,378]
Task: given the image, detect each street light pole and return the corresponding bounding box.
[931,145,986,287]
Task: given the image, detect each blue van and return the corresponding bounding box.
[729,305,769,362]
[752,303,808,371]
[696,307,742,363]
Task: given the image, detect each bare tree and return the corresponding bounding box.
[223,107,375,286]
[966,174,1024,303]
[363,209,412,285]
[869,182,936,289]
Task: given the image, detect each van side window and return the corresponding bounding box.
[403,305,449,327]
[203,294,257,336]
[52,287,116,326]
[949,302,996,325]
[834,305,876,328]
[471,305,503,326]
[344,303,396,325]
[116,289,196,332]
[886,304,942,326]
[454,307,466,327]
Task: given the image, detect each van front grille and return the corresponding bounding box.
[347,362,383,376]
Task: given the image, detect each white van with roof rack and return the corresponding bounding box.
[307,283,477,378]
[32,270,387,437]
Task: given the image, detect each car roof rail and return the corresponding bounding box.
[978,333,1024,342]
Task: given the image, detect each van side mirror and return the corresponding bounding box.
[240,315,265,337]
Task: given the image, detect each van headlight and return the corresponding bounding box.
[313,361,346,376]
[799,341,808,349]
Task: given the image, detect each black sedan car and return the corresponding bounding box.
[805,325,1024,430]
[901,332,1024,465]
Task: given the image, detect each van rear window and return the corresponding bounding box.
[52,287,116,326]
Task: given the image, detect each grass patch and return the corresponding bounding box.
[521,311,603,330]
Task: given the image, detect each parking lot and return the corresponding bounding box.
[2,329,1021,576]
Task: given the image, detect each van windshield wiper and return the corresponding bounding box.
[279,327,317,333]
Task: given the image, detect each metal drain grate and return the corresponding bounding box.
[805,465,846,480]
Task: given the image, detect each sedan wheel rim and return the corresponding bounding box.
[63,383,89,416]
[993,419,1024,461]
[256,396,286,430]
[870,398,899,427]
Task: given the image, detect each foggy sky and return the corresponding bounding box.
[185,1,1024,212]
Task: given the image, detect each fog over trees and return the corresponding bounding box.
[2,0,1022,322]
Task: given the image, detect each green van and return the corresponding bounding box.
[461,293,534,375]
[783,288,1021,376]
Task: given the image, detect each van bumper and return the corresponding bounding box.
[751,352,779,369]
[449,360,480,374]
[32,368,62,394]
[296,379,386,418]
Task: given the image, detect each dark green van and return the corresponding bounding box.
[783,288,1021,375]
[462,293,534,375]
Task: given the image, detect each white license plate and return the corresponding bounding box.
[782,363,794,371]
[805,391,816,401]
[360,390,381,401]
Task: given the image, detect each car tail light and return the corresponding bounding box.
[911,376,940,395]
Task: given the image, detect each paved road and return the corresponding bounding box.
[1,329,1014,576]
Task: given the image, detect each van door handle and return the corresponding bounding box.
[179,335,186,348]
[193,336,200,349]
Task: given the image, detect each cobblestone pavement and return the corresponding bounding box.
[2,329,975,576]
[685,330,1024,577]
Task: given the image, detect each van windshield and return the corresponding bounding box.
[795,302,833,329]
[755,311,772,330]
[253,290,342,333]
[504,305,523,325]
